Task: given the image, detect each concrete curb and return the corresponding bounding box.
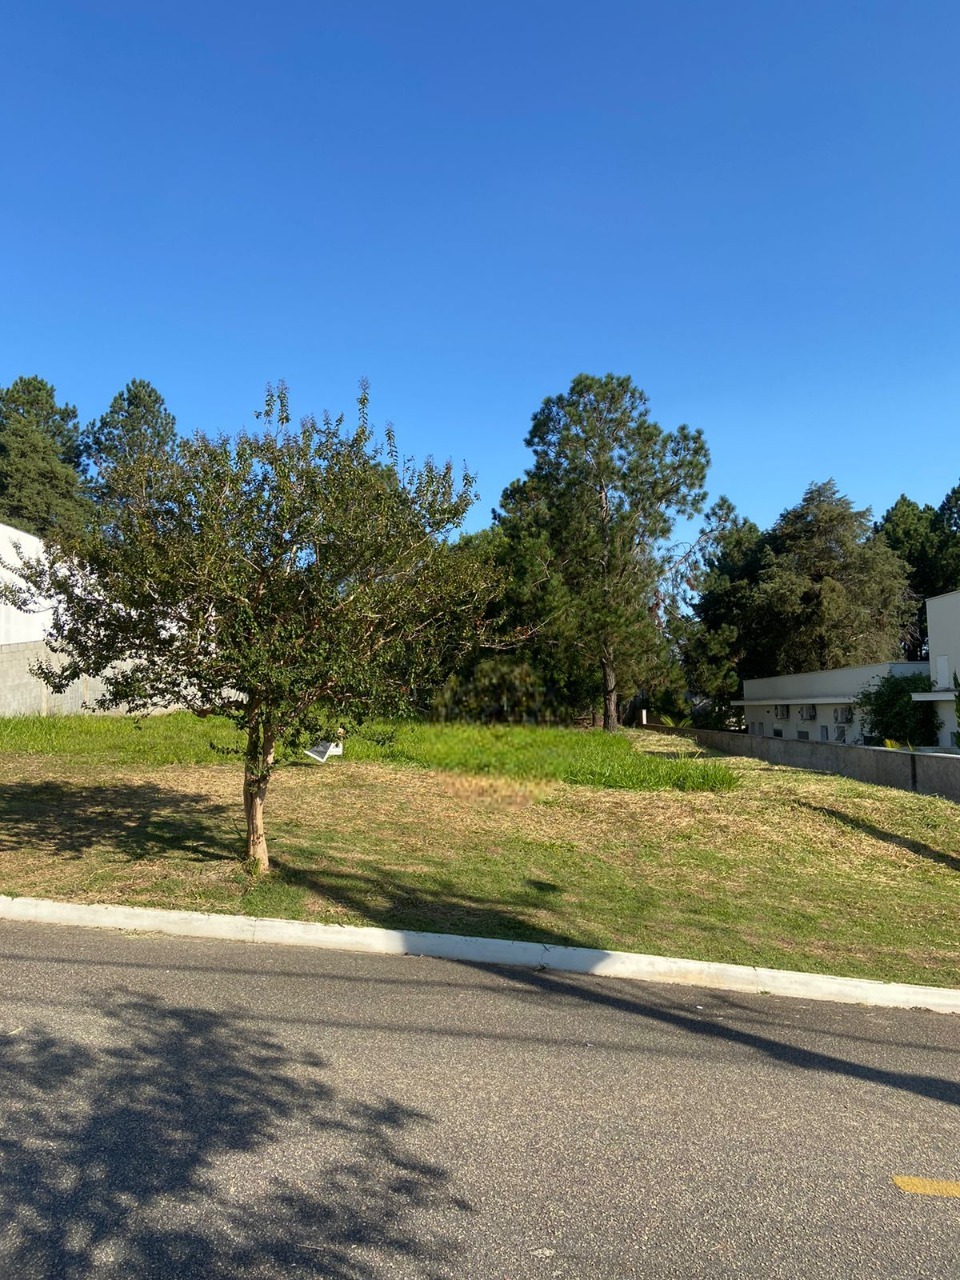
[1,894,958,1014]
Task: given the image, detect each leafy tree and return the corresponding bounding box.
[2,383,490,871]
[496,374,711,731]
[438,523,604,724]
[755,481,912,673]
[855,672,941,747]
[0,376,91,537]
[935,480,960,595]
[683,481,914,709]
[83,379,177,492]
[675,510,765,723]
[874,495,951,658]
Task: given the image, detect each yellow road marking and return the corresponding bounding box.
[893,1177,960,1198]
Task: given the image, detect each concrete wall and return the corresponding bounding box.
[663,726,960,804]
[0,640,110,715]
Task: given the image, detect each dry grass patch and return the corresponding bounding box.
[0,722,958,986]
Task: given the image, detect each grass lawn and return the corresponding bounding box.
[0,714,957,988]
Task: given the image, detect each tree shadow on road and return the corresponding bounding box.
[464,964,960,1109]
[0,993,468,1279]
[0,780,239,863]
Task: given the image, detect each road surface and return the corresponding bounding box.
[0,920,958,1278]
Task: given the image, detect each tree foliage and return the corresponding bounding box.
[83,379,177,494]
[2,383,491,870]
[855,672,941,747]
[683,481,914,713]
[875,488,960,657]
[494,373,711,730]
[0,376,91,538]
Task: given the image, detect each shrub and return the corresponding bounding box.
[855,673,942,747]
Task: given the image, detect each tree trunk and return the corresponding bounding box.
[244,721,275,873]
[601,657,618,732]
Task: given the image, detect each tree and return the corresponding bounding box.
[2,383,491,871]
[683,481,914,710]
[496,374,711,730]
[755,481,913,673]
[855,672,941,747]
[0,376,91,537]
[874,495,950,658]
[83,379,177,492]
[675,510,765,724]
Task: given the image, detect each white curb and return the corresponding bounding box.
[1,894,958,1014]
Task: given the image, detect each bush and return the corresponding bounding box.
[855,673,942,747]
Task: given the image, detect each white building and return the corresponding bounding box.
[733,588,960,750]
[733,661,928,745]
[0,521,51,645]
[909,589,960,748]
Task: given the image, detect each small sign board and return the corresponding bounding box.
[304,741,344,764]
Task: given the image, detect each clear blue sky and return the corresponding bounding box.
[3,1,958,534]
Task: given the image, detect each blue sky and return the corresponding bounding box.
[3,0,958,534]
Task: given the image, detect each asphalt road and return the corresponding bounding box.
[0,921,958,1279]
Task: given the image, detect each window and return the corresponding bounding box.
[797,730,809,741]
[773,728,783,738]
[820,725,829,742]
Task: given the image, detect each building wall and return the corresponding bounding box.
[743,700,867,745]
[925,592,960,747]
[745,662,927,703]
[740,662,928,744]
[0,522,52,646]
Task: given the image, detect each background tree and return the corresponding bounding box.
[0,376,91,537]
[83,379,177,493]
[675,511,765,725]
[495,374,711,731]
[2,384,491,872]
[874,495,952,658]
[683,481,914,713]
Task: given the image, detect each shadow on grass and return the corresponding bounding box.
[0,781,240,864]
[0,993,466,1279]
[799,802,960,875]
[274,861,586,948]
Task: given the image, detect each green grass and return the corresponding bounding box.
[0,717,958,988]
[0,711,243,767]
[0,714,737,792]
[348,721,738,792]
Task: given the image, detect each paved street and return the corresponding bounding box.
[0,921,958,1279]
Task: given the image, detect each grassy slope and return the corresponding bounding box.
[0,715,957,987]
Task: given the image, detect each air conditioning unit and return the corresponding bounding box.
[797,704,817,722]
[774,704,790,720]
[834,706,853,724]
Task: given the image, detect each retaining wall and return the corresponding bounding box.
[0,640,110,715]
[666,725,960,804]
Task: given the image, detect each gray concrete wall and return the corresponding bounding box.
[0,640,110,715]
[649,725,960,804]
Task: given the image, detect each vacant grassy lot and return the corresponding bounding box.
[0,715,957,988]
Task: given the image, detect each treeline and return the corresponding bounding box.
[3,370,958,729]
[0,375,175,538]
